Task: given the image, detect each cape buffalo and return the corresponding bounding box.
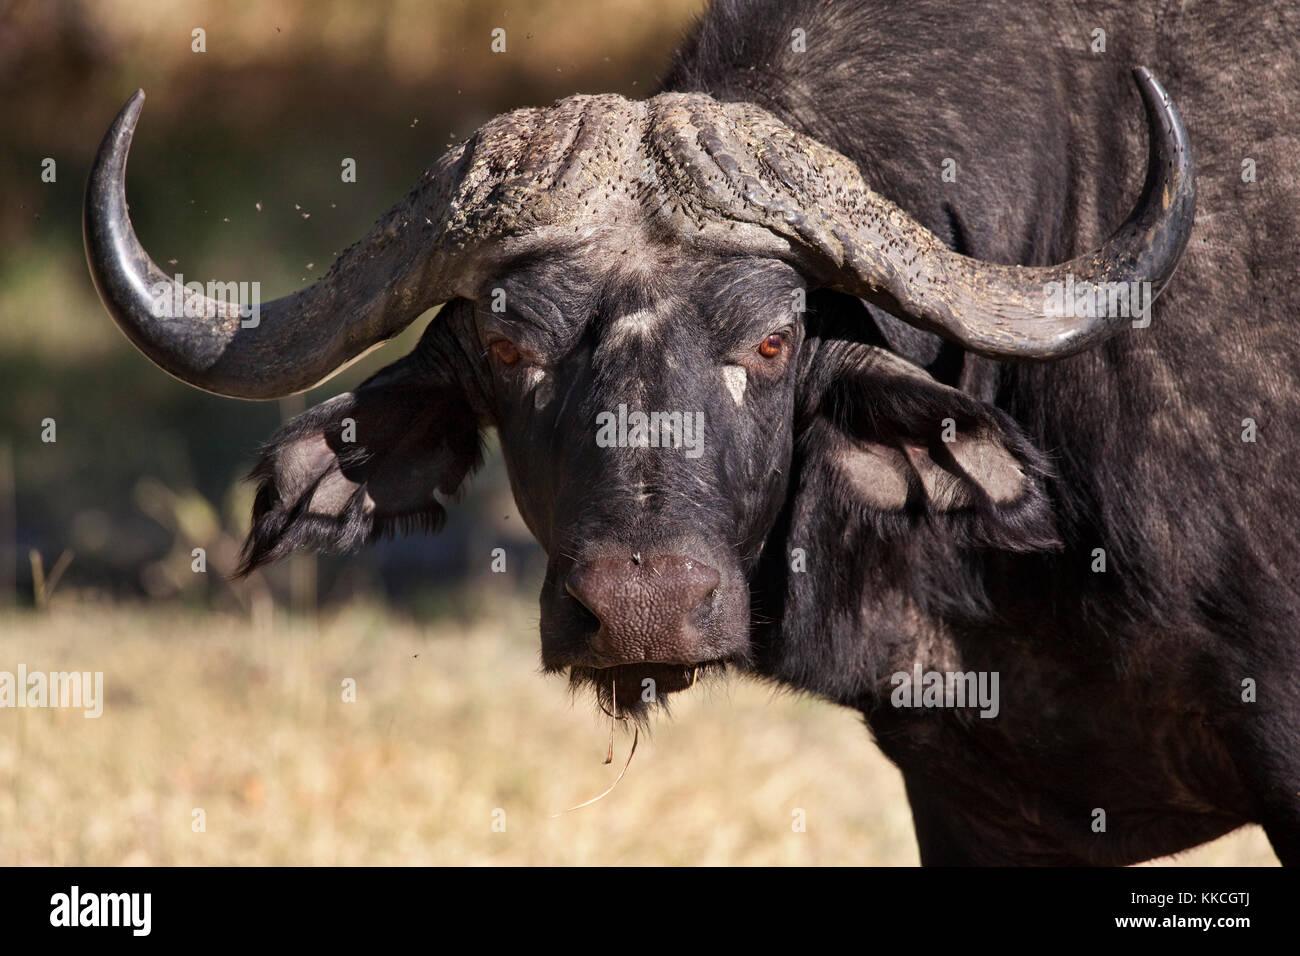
[84,0,1300,865]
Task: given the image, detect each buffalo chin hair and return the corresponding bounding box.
[568,660,730,724]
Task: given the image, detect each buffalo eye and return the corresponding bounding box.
[490,339,521,366]
[758,333,786,359]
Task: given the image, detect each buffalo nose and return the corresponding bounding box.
[566,554,721,664]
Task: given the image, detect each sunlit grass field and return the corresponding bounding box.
[0,600,1279,865]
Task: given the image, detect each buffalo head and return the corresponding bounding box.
[84,69,1194,716]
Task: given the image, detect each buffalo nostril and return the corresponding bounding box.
[680,562,721,616]
[564,569,600,619]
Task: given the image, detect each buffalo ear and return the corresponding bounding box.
[806,344,1059,551]
[237,362,482,575]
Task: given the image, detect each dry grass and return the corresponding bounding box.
[0,600,1278,865]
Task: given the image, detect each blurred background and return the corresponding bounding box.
[0,0,1277,864]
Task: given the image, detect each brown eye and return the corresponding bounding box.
[491,340,520,365]
[758,333,785,358]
